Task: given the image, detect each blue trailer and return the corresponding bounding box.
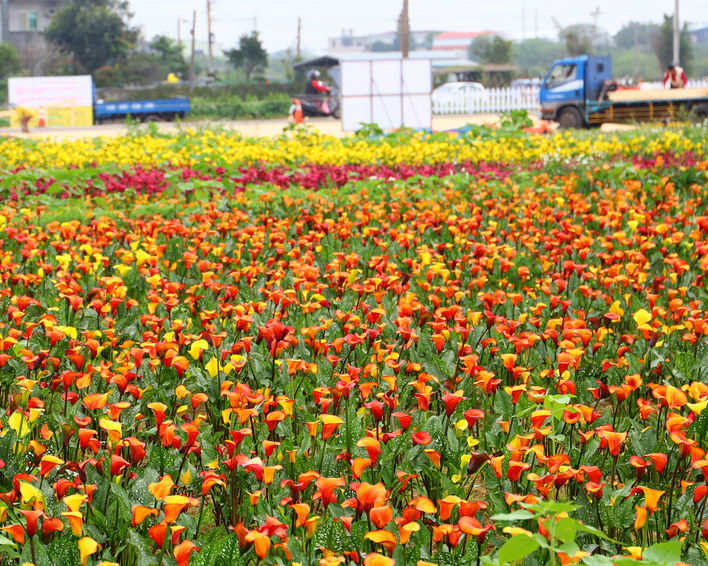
[93,86,190,124]
[539,55,708,128]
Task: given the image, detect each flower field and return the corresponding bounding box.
[1,122,708,566]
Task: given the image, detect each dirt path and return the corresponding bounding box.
[1,114,633,141]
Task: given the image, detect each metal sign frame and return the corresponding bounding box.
[340,59,432,131]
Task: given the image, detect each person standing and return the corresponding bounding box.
[663,62,687,89]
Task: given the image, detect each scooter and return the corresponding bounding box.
[290,95,341,119]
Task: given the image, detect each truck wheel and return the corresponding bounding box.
[142,114,161,123]
[557,107,584,129]
[692,103,708,121]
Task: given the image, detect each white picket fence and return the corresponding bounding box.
[432,87,540,115]
[432,79,708,116]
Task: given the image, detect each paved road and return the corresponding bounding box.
[0,115,633,141]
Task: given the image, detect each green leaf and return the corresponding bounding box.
[642,541,683,564]
[491,510,536,521]
[554,517,621,545]
[0,533,19,561]
[581,555,617,566]
[93,196,110,210]
[498,535,539,564]
[20,539,51,566]
[531,501,577,514]
[49,533,82,566]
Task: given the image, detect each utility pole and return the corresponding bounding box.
[296,17,301,58]
[673,0,680,64]
[590,6,601,51]
[253,15,257,32]
[522,4,525,41]
[399,0,409,58]
[189,9,196,92]
[206,0,214,74]
[634,25,639,81]
[535,7,538,38]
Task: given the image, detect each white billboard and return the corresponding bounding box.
[8,75,94,127]
[341,59,432,132]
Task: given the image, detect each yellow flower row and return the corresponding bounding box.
[0,128,699,169]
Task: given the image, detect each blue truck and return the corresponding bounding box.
[539,55,708,128]
[93,85,190,124]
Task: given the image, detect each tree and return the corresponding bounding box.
[609,45,662,80]
[0,42,23,78]
[512,38,568,77]
[226,32,267,82]
[19,40,70,76]
[651,14,693,74]
[149,35,188,78]
[371,40,398,52]
[614,22,659,49]
[120,51,164,85]
[556,23,594,55]
[45,0,139,74]
[469,34,512,64]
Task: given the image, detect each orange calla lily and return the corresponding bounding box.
[245,530,271,559]
[369,505,393,529]
[320,414,344,440]
[78,536,99,566]
[364,553,396,566]
[173,539,200,566]
[356,482,389,512]
[132,505,158,527]
[365,529,398,555]
[149,475,175,501]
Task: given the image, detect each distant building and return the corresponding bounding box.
[0,0,67,49]
[328,30,369,53]
[432,31,502,51]
[327,29,440,54]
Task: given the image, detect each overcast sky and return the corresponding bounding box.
[130,0,708,53]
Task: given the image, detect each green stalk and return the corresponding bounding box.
[317,436,329,474]
[194,494,205,541]
[345,395,352,455]
[156,538,168,566]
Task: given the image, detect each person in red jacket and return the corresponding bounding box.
[663,62,687,89]
[306,70,331,95]
[306,70,332,111]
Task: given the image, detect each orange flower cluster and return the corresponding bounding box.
[0,151,706,565]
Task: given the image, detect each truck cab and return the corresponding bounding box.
[540,55,610,128]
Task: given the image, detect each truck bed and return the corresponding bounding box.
[94,98,190,121]
[607,87,708,103]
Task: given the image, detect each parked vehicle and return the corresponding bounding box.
[540,55,708,128]
[432,82,487,101]
[93,84,190,124]
[509,78,541,89]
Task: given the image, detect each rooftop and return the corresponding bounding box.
[434,31,501,40]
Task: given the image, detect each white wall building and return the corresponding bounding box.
[0,0,67,48]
